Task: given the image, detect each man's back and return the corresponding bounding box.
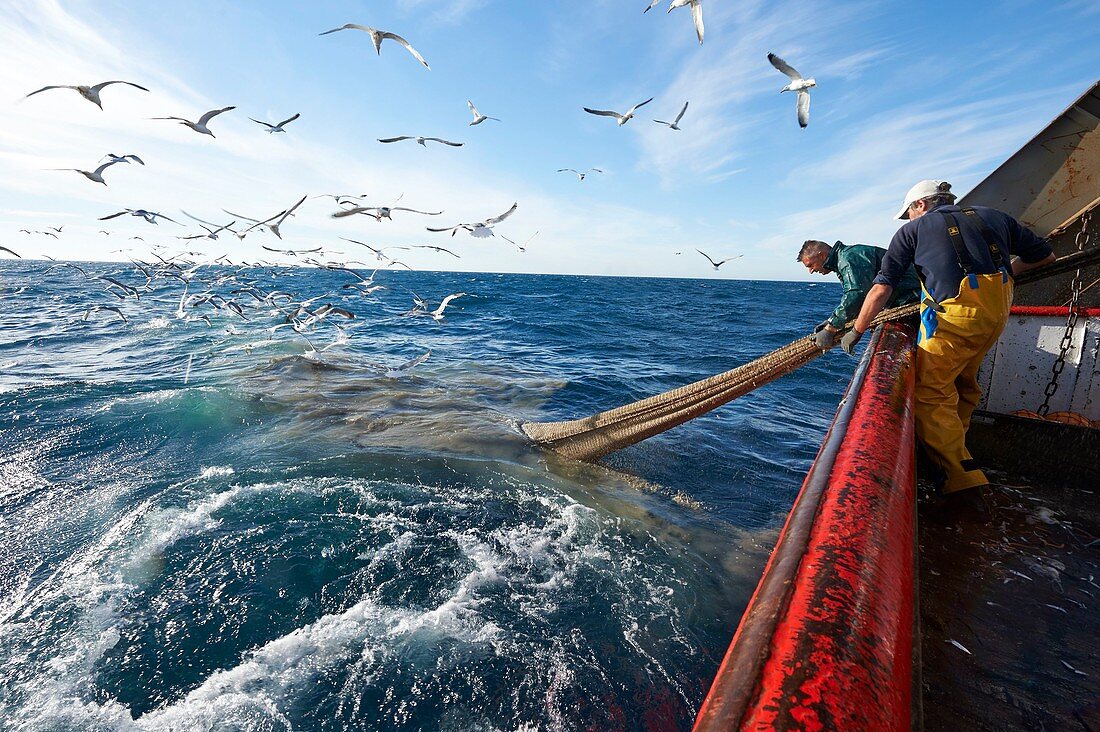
[876,204,1051,302]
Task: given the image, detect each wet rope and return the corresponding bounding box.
[521,303,919,461]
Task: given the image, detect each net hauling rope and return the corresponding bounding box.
[521,303,919,461]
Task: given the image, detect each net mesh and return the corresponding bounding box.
[521,304,919,461]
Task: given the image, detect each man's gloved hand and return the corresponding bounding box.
[814,328,837,350]
[840,328,864,356]
[812,319,830,333]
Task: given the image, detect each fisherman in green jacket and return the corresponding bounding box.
[797,240,922,350]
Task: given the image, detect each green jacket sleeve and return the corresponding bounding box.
[828,250,878,329]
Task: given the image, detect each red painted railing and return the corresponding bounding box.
[695,322,918,731]
[1010,305,1100,317]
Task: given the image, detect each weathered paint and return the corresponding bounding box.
[694,322,917,731]
[978,310,1100,419]
[1009,305,1100,317]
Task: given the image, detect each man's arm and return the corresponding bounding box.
[1012,252,1056,276]
[853,283,894,334]
[840,283,894,355]
[827,253,878,331]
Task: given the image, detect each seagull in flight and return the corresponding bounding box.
[501,231,538,252]
[318,24,431,70]
[99,209,180,225]
[262,245,323,256]
[180,211,238,240]
[668,0,704,44]
[227,195,307,239]
[83,305,128,323]
[430,293,466,321]
[339,238,412,268]
[378,136,463,147]
[557,168,602,181]
[654,101,689,130]
[153,106,236,137]
[467,100,500,126]
[249,112,301,133]
[101,153,145,165]
[24,80,149,109]
[332,205,442,221]
[696,248,742,270]
[0,245,21,258]
[411,244,461,258]
[583,98,653,126]
[768,53,815,128]
[50,160,120,185]
[427,202,517,238]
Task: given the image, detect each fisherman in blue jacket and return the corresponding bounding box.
[843,180,1056,509]
[797,239,921,350]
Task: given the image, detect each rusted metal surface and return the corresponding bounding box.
[694,322,917,731]
[961,81,1100,238]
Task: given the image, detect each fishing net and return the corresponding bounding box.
[521,304,919,461]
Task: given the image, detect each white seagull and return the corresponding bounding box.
[654,101,689,130]
[50,161,119,185]
[153,106,236,137]
[696,248,742,270]
[768,53,815,128]
[557,168,603,181]
[332,205,442,220]
[583,98,654,126]
[501,231,538,252]
[249,112,300,133]
[318,24,431,70]
[101,153,145,165]
[378,136,463,147]
[24,80,149,109]
[668,0,704,44]
[467,100,500,126]
[99,209,180,225]
[427,202,518,238]
[240,195,308,239]
[431,293,466,321]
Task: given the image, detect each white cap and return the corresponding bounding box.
[896,179,953,220]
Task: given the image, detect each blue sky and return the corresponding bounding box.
[0,0,1097,279]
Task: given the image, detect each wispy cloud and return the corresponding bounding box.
[633,0,888,186]
[397,0,491,25]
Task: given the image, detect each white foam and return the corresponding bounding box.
[129,485,258,571]
[138,317,172,331]
[138,542,504,729]
[198,465,235,479]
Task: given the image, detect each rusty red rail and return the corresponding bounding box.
[1010,305,1100,317]
[694,322,918,731]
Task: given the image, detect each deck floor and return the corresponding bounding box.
[918,473,1100,730]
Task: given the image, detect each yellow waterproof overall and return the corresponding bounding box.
[915,210,1013,493]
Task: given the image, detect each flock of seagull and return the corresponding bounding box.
[2,7,822,356]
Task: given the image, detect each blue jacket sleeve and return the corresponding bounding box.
[1003,213,1054,263]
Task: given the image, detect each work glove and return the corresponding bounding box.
[812,319,830,333]
[814,328,837,350]
[840,328,864,356]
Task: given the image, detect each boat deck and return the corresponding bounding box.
[918,472,1099,730]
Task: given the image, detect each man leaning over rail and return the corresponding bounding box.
[797,239,922,350]
[842,180,1056,508]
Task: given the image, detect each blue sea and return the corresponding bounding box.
[0,261,852,731]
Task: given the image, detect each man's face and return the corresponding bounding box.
[801,248,830,275]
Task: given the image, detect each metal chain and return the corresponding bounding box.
[1037,210,1092,416]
